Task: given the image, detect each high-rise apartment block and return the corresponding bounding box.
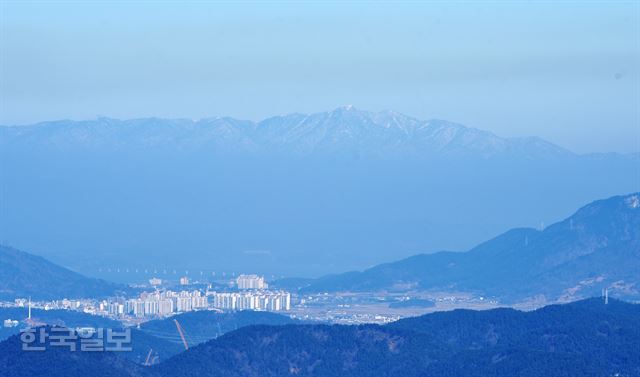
[236,274,268,290]
[124,290,207,317]
[208,290,290,311]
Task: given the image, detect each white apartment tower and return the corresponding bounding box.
[236,274,268,290]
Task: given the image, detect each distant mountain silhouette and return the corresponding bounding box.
[1,108,637,277]
[0,245,128,300]
[302,193,640,301]
[0,107,574,159]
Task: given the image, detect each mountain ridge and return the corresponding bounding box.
[0,298,637,376]
[0,245,129,300]
[0,107,577,159]
[300,192,640,301]
[152,297,639,377]
[2,108,637,278]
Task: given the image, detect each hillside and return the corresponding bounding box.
[302,193,640,302]
[0,307,121,341]
[154,298,639,377]
[140,310,298,346]
[0,245,128,300]
[0,326,149,377]
[389,298,639,356]
[0,307,181,364]
[0,298,636,377]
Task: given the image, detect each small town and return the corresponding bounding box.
[2,274,293,328]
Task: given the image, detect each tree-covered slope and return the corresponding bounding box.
[303,193,640,301]
[0,326,150,377]
[0,245,128,300]
[153,298,639,377]
[140,310,298,346]
[1,298,637,376]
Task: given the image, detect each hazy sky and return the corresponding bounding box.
[1,1,639,153]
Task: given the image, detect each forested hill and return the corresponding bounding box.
[0,245,128,300]
[154,297,639,377]
[140,310,298,346]
[302,192,640,302]
[0,298,637,376]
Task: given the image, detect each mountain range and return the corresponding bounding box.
[300,192,640,302]
[0,298,637,377]
[1,108,638,277]
[0,106,576,159]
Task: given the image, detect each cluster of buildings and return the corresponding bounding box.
[98,274,291,317]
[102,290,208,317]
[200,274,289,311]
[8,297,94,312]
[236,274,268,290]
[3,274,292,322]
[148,276,190,287]
[208,290,291,311]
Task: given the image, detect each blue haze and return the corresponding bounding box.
[1,1,638,153]
[0,110,637,280]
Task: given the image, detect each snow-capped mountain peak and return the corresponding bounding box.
[0,107,574,159]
